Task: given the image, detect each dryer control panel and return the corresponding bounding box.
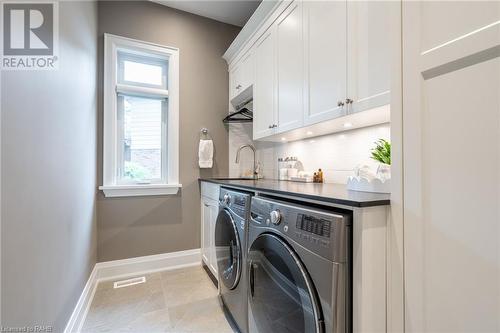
[250,196,351,263]
[296,214,331,238]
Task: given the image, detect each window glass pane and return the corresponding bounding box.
[123,60,163,86]
[119,95,165,182]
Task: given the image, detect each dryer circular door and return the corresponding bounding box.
[215,209,242,290]
[248,233,323,333]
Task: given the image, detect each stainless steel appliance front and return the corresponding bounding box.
[215,187,252,333]
[248,196,352,333]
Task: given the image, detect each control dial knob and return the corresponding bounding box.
[223,194,231,205]
[270,210,282,225]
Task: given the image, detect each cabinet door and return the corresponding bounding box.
[208,201,219,277]
[303,1,347,126]
[229,65,243,99]
[253,27,277,140]
[241,51,254,91]
[276,1,304,133]
[347,1,397,113]
[201,199,211,266]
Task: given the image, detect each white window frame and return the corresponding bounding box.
[99,34,181,197]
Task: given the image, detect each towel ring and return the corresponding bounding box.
[200,128,212,140]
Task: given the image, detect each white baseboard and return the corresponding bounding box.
[95,248,201,282]
[64,248,201,333]
[63,266,98,333]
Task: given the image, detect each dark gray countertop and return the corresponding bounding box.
[199,178,390,208]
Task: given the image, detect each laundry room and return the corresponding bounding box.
[1,1,499,333]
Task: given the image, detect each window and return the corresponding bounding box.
[100,34,180,197]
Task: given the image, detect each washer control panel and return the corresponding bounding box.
[219,187,252,221]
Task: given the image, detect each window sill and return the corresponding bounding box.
[99,184,182,198]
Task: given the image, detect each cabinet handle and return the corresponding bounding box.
[337,100,345,107]
[236,84,242,89]
[204,203,209,207]
[272,124,278,128]
[345,98,354,105]
[268,125,273,129]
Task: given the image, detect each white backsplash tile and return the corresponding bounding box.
[228,122,390,184]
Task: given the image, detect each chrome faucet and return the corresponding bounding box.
[235,144,258,180]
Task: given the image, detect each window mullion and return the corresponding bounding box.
[116,83,169,99]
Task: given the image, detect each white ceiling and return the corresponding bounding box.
[155,1,262,27]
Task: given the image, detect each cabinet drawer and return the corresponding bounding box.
[201,181,220,201]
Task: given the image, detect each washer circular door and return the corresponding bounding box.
[215,209,242,290]
[248,233,323,333]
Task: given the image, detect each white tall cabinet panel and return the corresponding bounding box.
[276,1,303,133]
[347,1,397,113]
[403,2,500,332]
[303,1,347,126]
[420,1,500,53]
[421,58,499,331]
[253,28,277,139]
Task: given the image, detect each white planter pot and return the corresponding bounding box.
[347,163,391,193]
[347,176,391,194]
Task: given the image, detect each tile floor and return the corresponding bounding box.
[81,266,235,333]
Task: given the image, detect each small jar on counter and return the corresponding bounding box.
[278,157,288,180]
[288,157,299,179]
[313,169,324,183]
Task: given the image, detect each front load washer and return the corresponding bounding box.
[215,187,251,333]
[248,196,352,333]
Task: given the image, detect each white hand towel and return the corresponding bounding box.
[199,139,214,168]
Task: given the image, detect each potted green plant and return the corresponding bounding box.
[347,139,392,193]
[371,139,391,181]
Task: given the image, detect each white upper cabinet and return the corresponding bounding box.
[303,0,347,126]
[253,27,277,139]
[276,1,304,133]
[225,0,394,141]
[347,1,396,114]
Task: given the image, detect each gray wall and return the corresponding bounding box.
[1,2,98,331]
[97,1,239,261]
